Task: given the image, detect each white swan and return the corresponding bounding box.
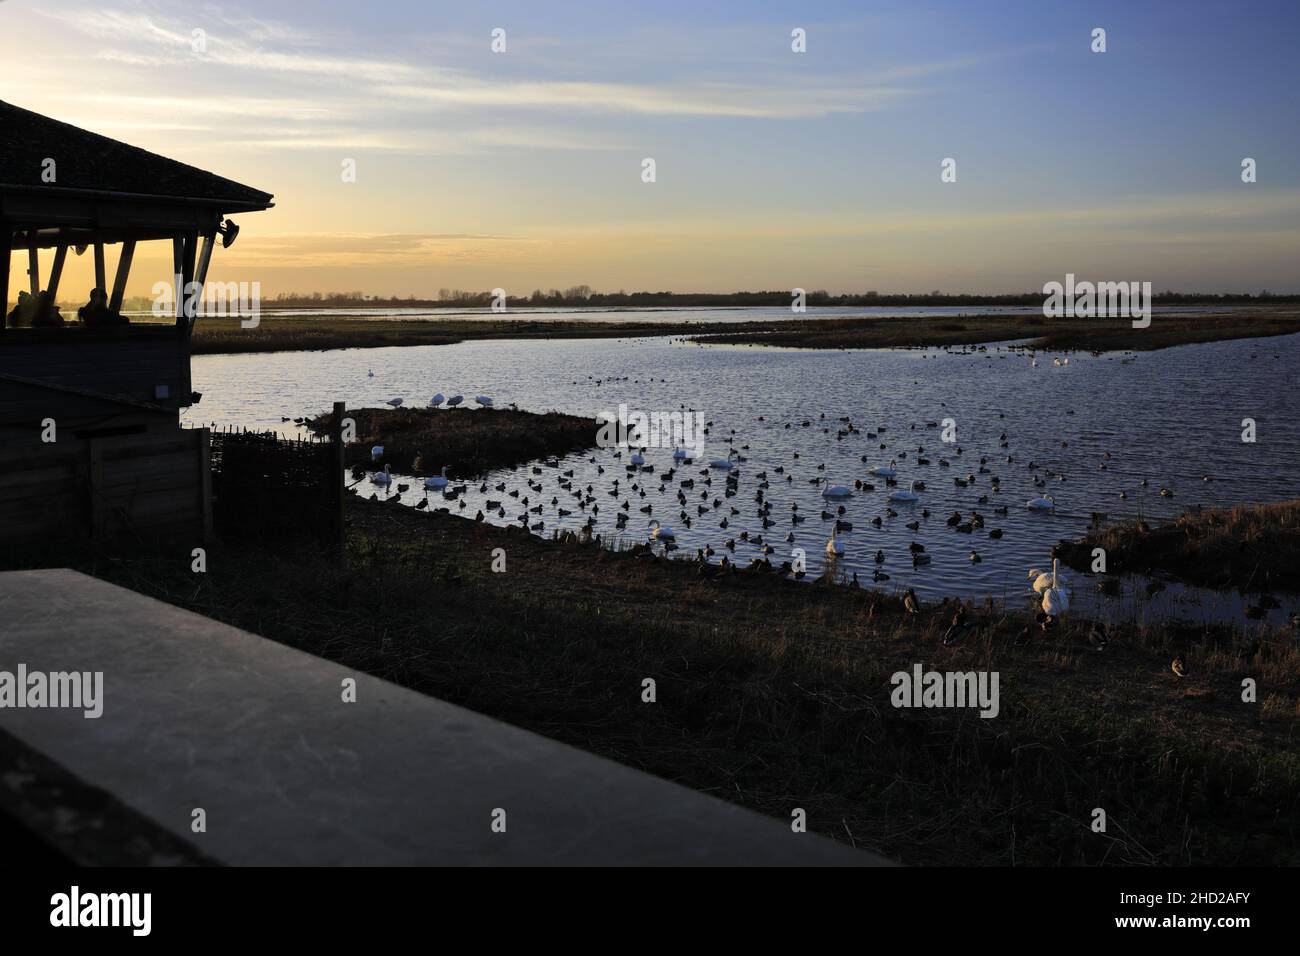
[1026,495,1055,510]
[475,395,493,407]
[447,395,464,407]
[370,464,392,486]
[424,466,449,491]
[1041,559,1070,617]
[370,444,384,461]
[888,480,921,503]
[822,483,853,499]
[649,519,676,541]
[709,449,739,470]
[869,459,898,478]
[1028,563,1071,595]
[429,393,445,407]
[386,397,403,408]
[672,447,692,461]
[826,527,844,556]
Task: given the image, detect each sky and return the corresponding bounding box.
[3,0,1299,298]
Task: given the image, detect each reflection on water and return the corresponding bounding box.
[188,331,1300,626]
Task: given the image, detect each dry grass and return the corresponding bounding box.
[1059,500,1300,593]
[39,496,1300,867]
[304,405,598,477]
[174,309,1300,356]
[689,311,1300,353]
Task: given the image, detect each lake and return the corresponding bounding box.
[188,329,1300,626]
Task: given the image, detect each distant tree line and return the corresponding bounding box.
[263,288,1300,309]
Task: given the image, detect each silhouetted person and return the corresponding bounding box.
[31,290,65,327]
[77,287,126,327]
[6,290,34,327]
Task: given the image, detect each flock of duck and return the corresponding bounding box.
[353,380,1203,642]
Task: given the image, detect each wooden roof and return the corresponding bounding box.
[0,100,273,212]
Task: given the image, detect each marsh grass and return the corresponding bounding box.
[306,405,598,477]
[1059,501,1300,593]
[689,311,1300,353]
[37,496,1298,866]
[177,309,1300,356]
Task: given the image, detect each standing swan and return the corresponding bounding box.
[826,527,844,556]
[1041,558,1070,618]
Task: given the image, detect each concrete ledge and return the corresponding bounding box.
[0,569,888,865]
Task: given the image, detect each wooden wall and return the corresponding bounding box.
[0,428,209,550]
[0,330,191,409]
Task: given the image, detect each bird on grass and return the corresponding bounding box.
[942,606,972,646]
[1086,621,1109,651]
[1171,656,1187,678]
[903,588,920,616]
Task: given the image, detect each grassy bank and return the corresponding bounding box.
[31,497,1299,866]
[1058,501,1300,595]
[689,311,1300,353]
[175,309,1300,355]
[186,315,705,354]
[305,405,598,477]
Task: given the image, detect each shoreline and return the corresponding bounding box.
[179,309,1300,356]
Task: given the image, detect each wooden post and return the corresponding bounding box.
[27,233,39,295]
[172,236,185,324]
[331,401,346,549]
[93,242,106,291]
[199,427,213,543]
[192,232,216,331]
[178,232,198,336]
[0,225,10,334]
[109,239,136,313]
[48,243,69,300]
